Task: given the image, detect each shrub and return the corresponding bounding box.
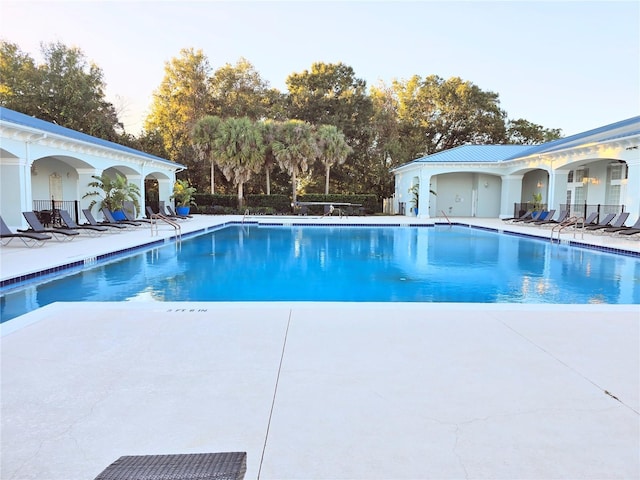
[246,195,291,213]
[298,194,379,214]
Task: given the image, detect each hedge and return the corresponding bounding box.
[192,194,236,213]
[192,192,380,215]
[298,194,379,214]
[246,195,291,213]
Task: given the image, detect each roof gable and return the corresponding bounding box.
[394,115,640,170]
[0,107,181,167]
[412,145,532,164]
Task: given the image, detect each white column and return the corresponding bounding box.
[0,157,30,226]
[549,169,569,213]
[623,160,640,221]
[499,174,523,218]
[158,178,173,211]
[418,171,432,219]
[127,174,144,217]
[76,168,102,215]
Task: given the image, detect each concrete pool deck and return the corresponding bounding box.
[1,215,639,479]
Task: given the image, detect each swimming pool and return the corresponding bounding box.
[1,224,639,321]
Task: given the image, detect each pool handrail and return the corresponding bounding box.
[148,211,181,239]
[440,210,452,226]
[551,216,585,242]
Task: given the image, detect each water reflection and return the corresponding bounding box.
[1,225,638,322]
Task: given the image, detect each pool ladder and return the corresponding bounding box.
[440,210,452,226]
[149,212,181,240]
[551,216,585,242]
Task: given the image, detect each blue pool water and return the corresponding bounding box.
[1,225,639,321]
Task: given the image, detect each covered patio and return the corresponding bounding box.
[0,107,182,227]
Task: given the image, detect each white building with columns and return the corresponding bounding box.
[0,107,184,227]
[392,116,640,223]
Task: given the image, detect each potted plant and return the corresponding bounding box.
[531,192,543,215]
[83,172,140,219]
[408,184,437,216]
[409,184,419,216]
[171,179,197,216]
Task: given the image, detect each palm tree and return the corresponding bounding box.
[191,115,222,194]
[258,119,280,195]
[214,117,264,207]
[315,124,352,195]
[83,172,141,215]
[272,120,317,204]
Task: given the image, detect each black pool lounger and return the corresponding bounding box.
[20,211,79,241]
[94,452,247,480]
[0,215,51,247]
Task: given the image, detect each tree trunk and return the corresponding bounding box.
[210,161,215,194]
[291,169,297,204]
[266,168,271,195]
[238,182,244,208]
[325,164,331,195]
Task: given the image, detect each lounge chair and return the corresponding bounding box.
[556,212,598,230]
[588,212,629,233]
[59,210,108,235]
[570,212,599,227]
[615,217,640,236]
[535,209,568,226]
[123,209,152,224]
[602,213,635,234]
[101,207,142,227]
[0,215,51,247]
[146,206,170,220]
[514,211,543,223]
[524,210,555,224]
[503,211,531,222]
[82,208,128,230]
[584,213,616,231]
[94,452,247,480]
[166,205,190,219]
[20,211,79,241]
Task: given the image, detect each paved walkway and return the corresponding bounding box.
[1,215,639,479]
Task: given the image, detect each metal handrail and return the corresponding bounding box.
[551,216,584,242]
[149,213,181,239]
[440,210,452,226]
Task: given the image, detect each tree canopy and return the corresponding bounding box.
[1,40,123,141]
[2,39,564,202]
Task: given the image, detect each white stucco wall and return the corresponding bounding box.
[392,120,640,222]
[0,118,181,227]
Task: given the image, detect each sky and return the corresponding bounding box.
[1,0,639,137]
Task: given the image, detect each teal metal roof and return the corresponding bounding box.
[0,107,182,168]
[413,145,531,163]
[396,116,640,170]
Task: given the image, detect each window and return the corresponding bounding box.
[574,185,585,205]
[575,168,588,183]
[610,164,623,181]
[606,185,621,205]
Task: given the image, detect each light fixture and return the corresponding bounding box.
[582,177,600,185]
[536,181,543,188]
[484,181,489,188]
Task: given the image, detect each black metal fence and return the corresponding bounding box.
[512,202,625,221]
[512,203,549,218]
[32,199,81,226]
[559,203,625,221]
